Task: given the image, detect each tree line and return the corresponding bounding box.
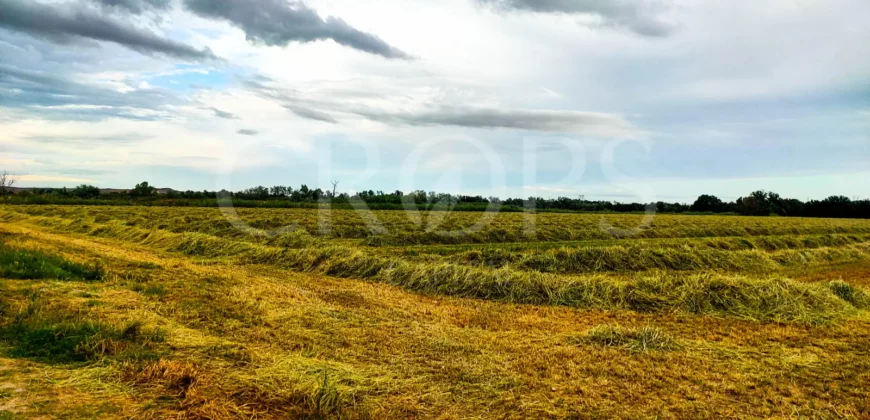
[5,181,869,219]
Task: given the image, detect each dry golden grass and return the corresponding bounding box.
[0,206,869,418]
[6,204,870,244]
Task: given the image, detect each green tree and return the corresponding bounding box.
[131,181,156,198]
[691,194,725,213]
[72,184,100,199]
[737,190,778,216]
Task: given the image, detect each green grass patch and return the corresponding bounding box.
[0,243,104,281]
[2,319,164,364]
[131,283,168,299]
[0,291,163,364]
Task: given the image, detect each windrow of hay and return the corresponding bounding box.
[8,213,866,324]
[695,233,870,251]
[404,233,870,256]
[13,212,870,276]
[360,221,870,246]
[6,205,870,245]
[454,242,870,274]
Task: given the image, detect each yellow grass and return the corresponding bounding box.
[1,205,869,418]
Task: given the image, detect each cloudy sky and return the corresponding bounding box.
[1,0,868,202]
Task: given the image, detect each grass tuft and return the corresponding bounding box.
[578,324,681,352]
[122,359,201,398]
[264,229,323,248]
[828,280,870,309]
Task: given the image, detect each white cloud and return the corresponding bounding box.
[0,0,868,198]
[523,185,578,194]
[18,174,97,184]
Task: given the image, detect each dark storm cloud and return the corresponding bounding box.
[0,0,216,60]
[0,30,162,79]
[182,0,411,59]
[237,129,259,135]
[0,64,173,108]
[91,0,171,14]
[282,104,338,123]
[476,0,676,37]
[0,63,183,121]
[209,107,241,119]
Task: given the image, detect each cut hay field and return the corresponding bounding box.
[1,204,870,418]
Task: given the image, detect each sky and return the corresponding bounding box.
[1,0,869,202]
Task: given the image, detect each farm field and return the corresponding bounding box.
[1,204,870,418]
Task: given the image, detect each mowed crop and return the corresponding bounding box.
[1,204,870,418]
[8,204,870,243]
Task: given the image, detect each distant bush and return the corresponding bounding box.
[5,182,868,218]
